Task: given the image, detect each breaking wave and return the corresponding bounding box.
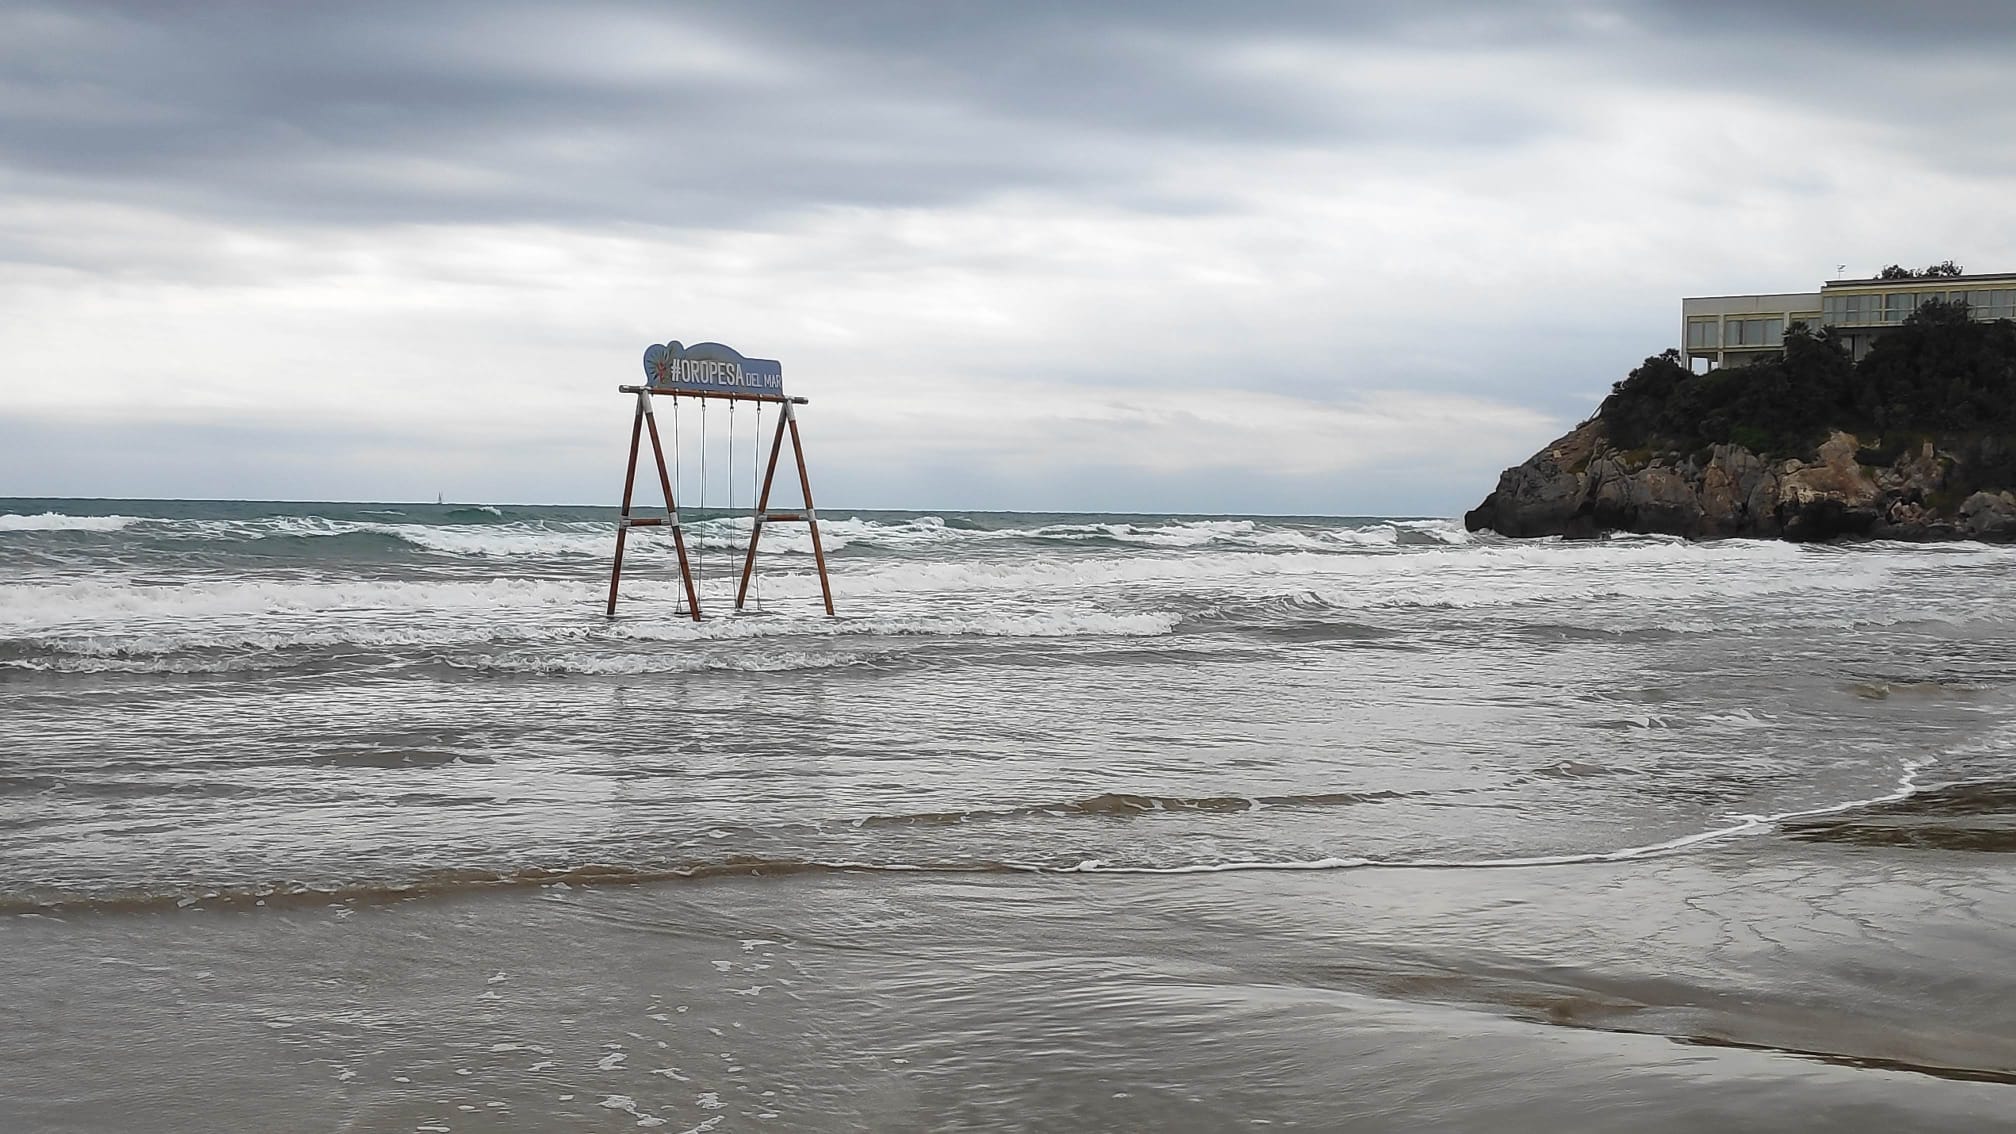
[0,512,138,532]
[0,510,1485,560]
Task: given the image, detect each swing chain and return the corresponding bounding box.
[737,397,745,548]
[697,398,707,592]
[671,395,687,615]
[750,402,763,610]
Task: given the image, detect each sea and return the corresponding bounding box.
[3,497,2014,1132]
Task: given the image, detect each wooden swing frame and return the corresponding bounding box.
[604,384,835,619]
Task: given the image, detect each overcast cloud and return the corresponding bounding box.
[4,0,2014,513]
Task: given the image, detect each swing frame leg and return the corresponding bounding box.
[735,401,834,615]
[605,398,645,618]
[606,390,702,620]
[789,404,837,616]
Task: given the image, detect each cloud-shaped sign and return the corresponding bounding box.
[642,341,785,397]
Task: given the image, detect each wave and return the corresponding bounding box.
[14,509,2016,577]
[846,788,1417,828]
[1002,758,1940,876]
[0,513,951,559]
[0,578,1187,663]
[3,761,1934,918]
[0,538,1935,657]
[10,513,2008,672]
[232,530,421,557]
[0,576,595,627]
[719,515,1476,556]
[746,540,1907,616]
[0,650,337,676]
[0,509,1484,560]
[1849,678,1990,700]
[0,512,138,532]
[971,517,1471,554]
[450,647,902,677]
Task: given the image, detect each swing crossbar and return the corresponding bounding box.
[618,385,807,405]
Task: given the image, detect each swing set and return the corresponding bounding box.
[605,340,834,620]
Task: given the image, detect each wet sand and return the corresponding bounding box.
[9,831,2013,1133]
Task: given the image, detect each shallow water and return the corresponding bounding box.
[3,499,2014,1131]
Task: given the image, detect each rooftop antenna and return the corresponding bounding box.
[1835,264,1847,280]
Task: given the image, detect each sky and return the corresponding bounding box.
[4,1,2015,515]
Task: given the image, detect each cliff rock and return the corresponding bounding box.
[1960,491,2016,540]
[1465,427,2011,542]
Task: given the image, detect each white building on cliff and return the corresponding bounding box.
[1682,271,2016,371]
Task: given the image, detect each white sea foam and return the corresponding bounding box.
[1700,708,1776,730]
[1324,526,1399,548]
[459,648,898,676]
[0,526,1934,656]
[8,513,2010,670]
[0,576,596,627]
[114,513,971,558]
[0,652,298,675]
[0,512,138,532]
[728,537,1901,613]
[0,571,1186,657]
[1391,518,1471,539]
[610,609,1182,641]
[992,517,1437,553]
[371,522,612,557]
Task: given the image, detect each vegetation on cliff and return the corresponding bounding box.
[1600,300,2016,468]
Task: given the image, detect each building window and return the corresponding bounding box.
[1956,290,2016,320]
[1688,319,1719,349]
[1834,293,1881,324]
[1722,317,1783,348]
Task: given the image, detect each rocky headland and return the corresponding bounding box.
[1466,299,2016,542]
[1464,422,2016,541]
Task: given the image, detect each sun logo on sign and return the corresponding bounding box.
[647,345,680,385]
